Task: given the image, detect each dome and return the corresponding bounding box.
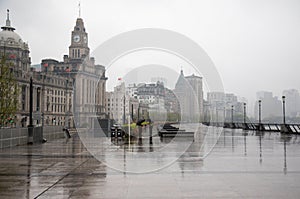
[0,9,28,50]
[0,29,23,43]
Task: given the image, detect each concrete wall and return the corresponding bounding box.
[0,126,65,149]
[0,128,28,149]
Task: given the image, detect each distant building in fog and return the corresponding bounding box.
[124,82,179,122]
[254,91,281,121]
[136,82,165,104]
[282,89,300,117]
[206,92,243,122]
[151,77,167,87]
[174,70,202,122]
[106,83,130,124]
[185,74,203,117]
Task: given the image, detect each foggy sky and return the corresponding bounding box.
[1,0,300,114]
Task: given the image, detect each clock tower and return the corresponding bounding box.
[69,18,90,59]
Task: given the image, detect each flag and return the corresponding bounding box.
[9,54,16,59]
[118,77,122,81]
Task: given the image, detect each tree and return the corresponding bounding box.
[0,56,19,127]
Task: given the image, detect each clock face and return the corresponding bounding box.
[83,36,87,44]
[73,35,80,42]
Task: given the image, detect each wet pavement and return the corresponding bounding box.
[1,127,300,198]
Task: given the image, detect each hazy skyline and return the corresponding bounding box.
[1,0,300,112]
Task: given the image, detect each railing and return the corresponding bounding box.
[203,122,300,134]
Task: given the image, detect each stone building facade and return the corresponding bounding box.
[0,10,74,127]
[41,17,107,128]
[106,83,130,124]
[0,10,31,127]
[174,70,202,122]
[0,10,107,128]
[206,92,243,122]
[185,74,204,117]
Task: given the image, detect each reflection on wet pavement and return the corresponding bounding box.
[0,128,300,198]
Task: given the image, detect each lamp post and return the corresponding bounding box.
[41,74,45,128]
[231,105,234,124]
[123,94,126,125]
[243,103,246,124]
[282,96,286,125]
[258,100,262,125]
[258,100,263,131]
[65,79,69,129]
[28,77,34,144]
[137,103,140,121]
[216,107,218,125]
[223,107,226,123]
[29,77,33,127]
[131,104,134,121]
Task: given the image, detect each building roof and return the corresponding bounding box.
[185,73,202,79]
[175,69,189,90]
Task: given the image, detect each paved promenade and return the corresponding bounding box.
[0,128,300,198]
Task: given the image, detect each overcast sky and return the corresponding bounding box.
[1,0,300,114]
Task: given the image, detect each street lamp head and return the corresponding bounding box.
[282,96,286,100]
[244,102,246,106]
[258,100,261,103]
